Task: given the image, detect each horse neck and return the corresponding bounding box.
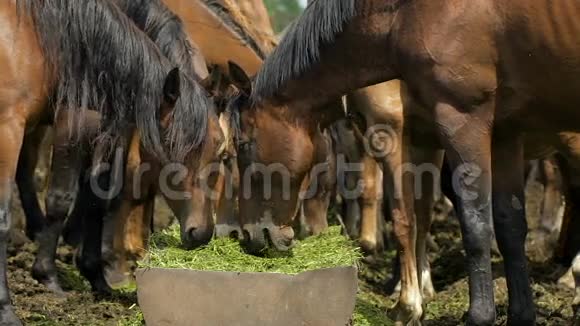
[270,39,398,111]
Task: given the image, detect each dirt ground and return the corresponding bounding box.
[6,180,577,325]
[357,181,575,325]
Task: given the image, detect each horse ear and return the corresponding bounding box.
[163,67,181,106]
[200,67,223,97]
[228,61,252,96]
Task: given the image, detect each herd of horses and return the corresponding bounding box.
[2,0,580,325]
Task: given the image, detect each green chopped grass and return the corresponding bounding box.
[117,308,144,326]
[133,224,392,325]
[140,225,362,274]
[352,289,394,326]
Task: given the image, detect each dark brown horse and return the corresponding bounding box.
[227,0,580,324]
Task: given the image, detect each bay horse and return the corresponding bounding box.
[0,0,210,321]
[96,0,275,285]
[161,0,277,239]
[227,0,580,324]
[32,0,224,292]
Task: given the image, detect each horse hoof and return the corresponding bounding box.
[558,267,574,290]
[388,300,423,326]
[0,306,22,326]
[31,266,65,297]
[105,268,132,289]
[45,279,67,298]
[359,239,377,256]
[91,276,113,296]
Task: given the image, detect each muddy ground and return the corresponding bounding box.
[6,180,576,325]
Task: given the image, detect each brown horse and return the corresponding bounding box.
[22,0,221,299]
[99,0,276,283]
[36,0,225,291]
[0,0,217,322]
[226,0,580,324]
[101,0,224,287]
[161,0,277,239]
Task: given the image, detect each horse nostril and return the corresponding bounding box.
[229,230,240,240]
[187,227,198,238]
[242,229,251,242]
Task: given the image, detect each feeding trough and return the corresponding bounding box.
[136,266,357,326]
[134,226,360,326]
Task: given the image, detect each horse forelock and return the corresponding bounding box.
[115,0,213,161]
[225,91,245,144]
[252,0,357,102]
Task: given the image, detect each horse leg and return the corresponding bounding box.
[340,160,362,239]
[552,143,580,294]
[359,153,381,254]
[76,175,111,294]
[538,157,563,235]
[571,252,580,324]
[61,193,84,247]
[440,111,495,326]
[32,110,83,294]
[413,147,444,301]
[124,196,154,266]
[0,116,25,325]
[16,126,48,240]
[491,136,535,325]
[384,124,422,324]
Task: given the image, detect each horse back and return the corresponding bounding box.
[163,0,264,75]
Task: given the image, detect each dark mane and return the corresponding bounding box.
[225,91,244,144]
[18,0,211,162]
[115,0,212,161]
[114,0,199,78]
[202,0,267,60]
[253,0,356,100]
